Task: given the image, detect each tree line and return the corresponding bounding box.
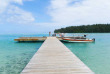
[54,24,110,33]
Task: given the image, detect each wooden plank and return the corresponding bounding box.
[14,37,47,41]
[21,37,94,74]
[14,37,82,42]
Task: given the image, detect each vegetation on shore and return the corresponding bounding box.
[54,24,110,33]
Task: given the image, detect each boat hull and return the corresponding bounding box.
[62,38,94,43]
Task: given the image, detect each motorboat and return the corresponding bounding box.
[62,34,95,42]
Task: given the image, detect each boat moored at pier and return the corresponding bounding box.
[62,38,95,42]
[62,34,95,42]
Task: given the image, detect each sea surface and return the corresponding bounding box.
[0,33,110,74]
[0,34,47,74]
[64,33,110,74]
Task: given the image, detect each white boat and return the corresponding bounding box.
[62,34,95,42]
[62,38,95,42]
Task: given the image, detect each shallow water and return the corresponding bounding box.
[0,33,110,74]
[0,34,46,74]
[64,33,110,74]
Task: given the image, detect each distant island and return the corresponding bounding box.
[54,24,110,33]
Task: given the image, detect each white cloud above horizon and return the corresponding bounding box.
[1,0,110,26]
[0,0,35,25]
[0,0,110,33]
[49,0,110,25]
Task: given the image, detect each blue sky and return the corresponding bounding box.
[0,0,53,34]
[20,0,52,23]
[0,0,110,34]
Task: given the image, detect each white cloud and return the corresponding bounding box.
[0,0,35,25]
[6,6,35,24]
[49,0,110,25]
[0,0,22,13]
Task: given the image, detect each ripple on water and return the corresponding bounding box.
[0,51,39,74]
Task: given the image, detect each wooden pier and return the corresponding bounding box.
[21,37,94,74]
[14,37,79,42]
[14,37,47,42]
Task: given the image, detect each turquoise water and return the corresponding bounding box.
[0,33,110,74]
[64,33,110,74]
[0,34,48,74]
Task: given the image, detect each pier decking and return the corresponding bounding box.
[14,37,79,42]
[21,37,94,74]
[14,37,47,42]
